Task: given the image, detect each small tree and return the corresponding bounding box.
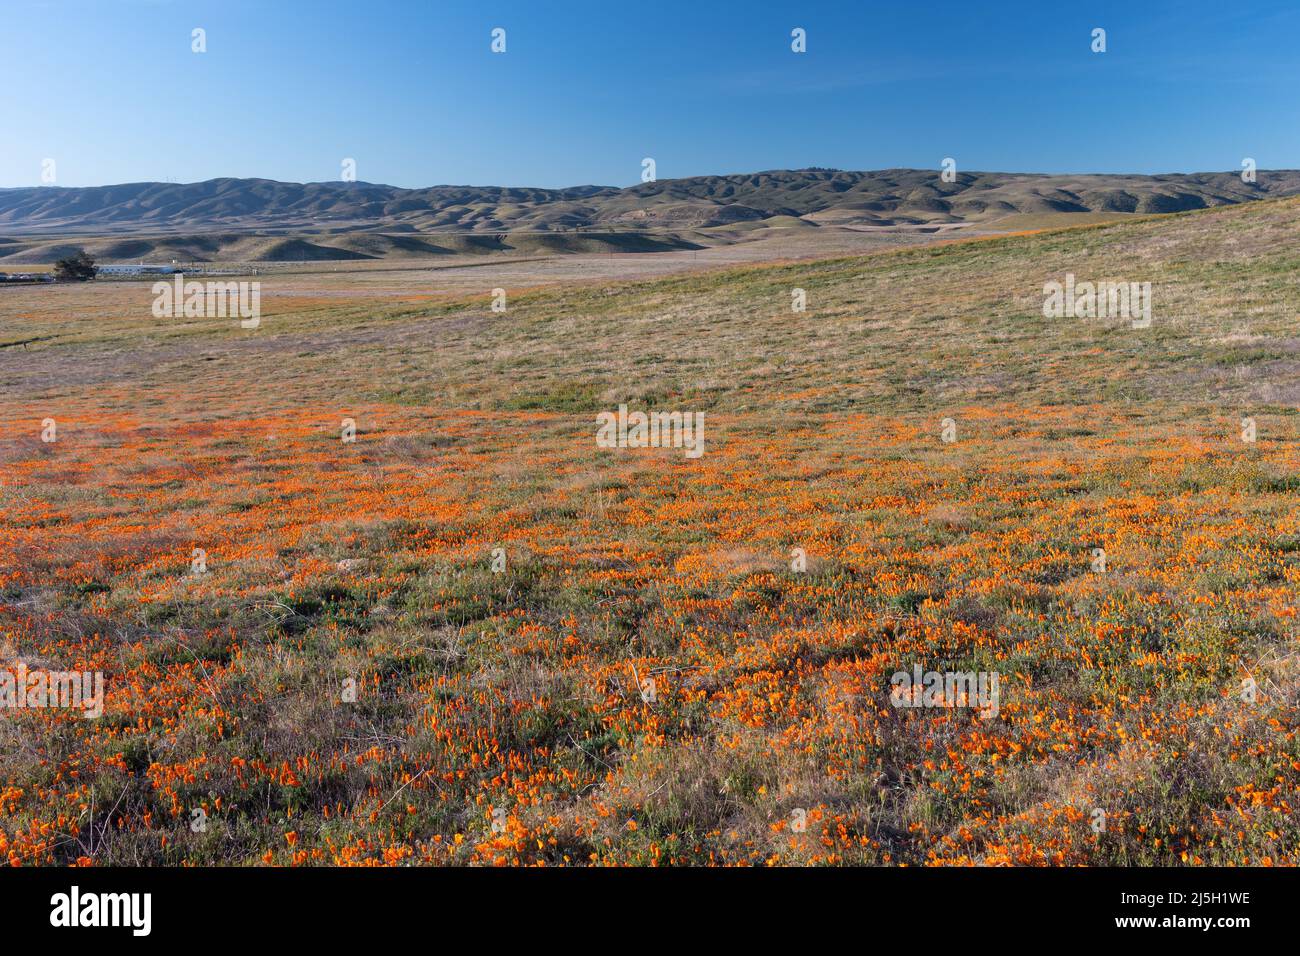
[53,250,97,281]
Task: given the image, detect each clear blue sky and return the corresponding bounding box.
[4,0,1299,188]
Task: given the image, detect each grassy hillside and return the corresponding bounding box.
[0,196,1295,866]
[4,168,1299,240]
[0,230,706,265]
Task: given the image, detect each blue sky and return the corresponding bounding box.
[4,0,1299,188]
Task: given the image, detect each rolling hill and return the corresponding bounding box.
[3,168,1298,237]
[4,168,1299,264]
[2,191,1297,867]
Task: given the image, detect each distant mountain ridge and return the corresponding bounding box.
[3,168,1298,237]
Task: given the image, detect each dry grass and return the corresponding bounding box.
[0,198,1296,866]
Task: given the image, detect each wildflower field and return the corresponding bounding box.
[1,197,1297,866]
